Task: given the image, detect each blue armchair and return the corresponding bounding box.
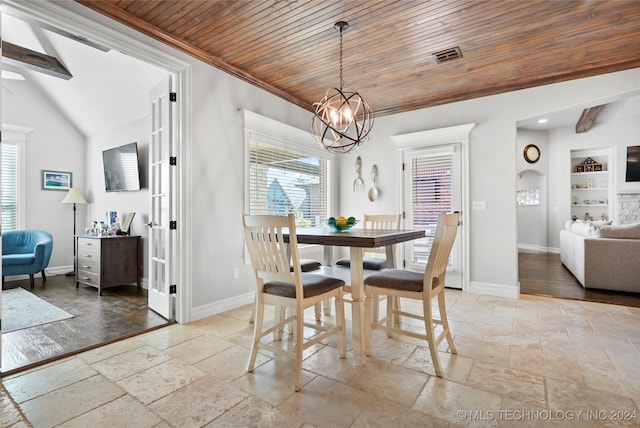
[2,230,53,289]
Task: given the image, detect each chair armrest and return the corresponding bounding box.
[33,242,46,268]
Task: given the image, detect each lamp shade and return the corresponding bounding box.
[61,188,87,204]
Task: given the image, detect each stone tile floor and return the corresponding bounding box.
[2,290,640,427]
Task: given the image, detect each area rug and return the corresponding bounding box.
[2,287,74,333]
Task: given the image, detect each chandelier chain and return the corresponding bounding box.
[339,25,344,90]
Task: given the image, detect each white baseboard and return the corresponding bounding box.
[191,291,255,322]
[517,243,560,254]
[469,281,520,299]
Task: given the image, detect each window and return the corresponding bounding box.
[244,111,332,227]
[407,149,455,265]
[2,142,21,231]
[248,140,329,227]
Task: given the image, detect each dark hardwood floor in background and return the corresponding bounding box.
[1,274,171,376]
[519,251,640,308]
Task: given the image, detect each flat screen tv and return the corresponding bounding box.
[626,145,640,182]
[102,142,141,192]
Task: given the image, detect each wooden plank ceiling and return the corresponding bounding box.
[77,0,640,116]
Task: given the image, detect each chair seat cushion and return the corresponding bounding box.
[365,269,439,292]
[264,273,345,298]
[336,257,387,270]
[2,254,35,267]
[290,259,322,272]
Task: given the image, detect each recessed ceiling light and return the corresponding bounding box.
[1,70,25,80]
[538,118,548,124]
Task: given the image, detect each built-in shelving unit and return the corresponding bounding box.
[570,149,613,221]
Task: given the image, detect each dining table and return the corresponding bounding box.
[284,226,426,363]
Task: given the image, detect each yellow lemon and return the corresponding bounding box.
[336,216,347,227]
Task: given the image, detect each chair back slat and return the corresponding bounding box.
[363,214,401,256]
[363,214,401,232]
[424,212,459,289]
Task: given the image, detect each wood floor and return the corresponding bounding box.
[518,250,640,308]
[1,274,171,376]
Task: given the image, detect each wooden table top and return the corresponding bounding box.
[285,228,425,248]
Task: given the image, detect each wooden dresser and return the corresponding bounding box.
[76,235,141,296]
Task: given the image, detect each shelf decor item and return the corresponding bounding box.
[576,157,603,173]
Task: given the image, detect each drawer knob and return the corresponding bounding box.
[81,276,92,281]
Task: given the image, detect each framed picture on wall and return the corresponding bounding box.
[41,170,72,191]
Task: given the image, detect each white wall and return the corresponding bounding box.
[2,73,86,272]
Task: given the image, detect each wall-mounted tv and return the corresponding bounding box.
[102,142,141,192]
[626,145,640,182]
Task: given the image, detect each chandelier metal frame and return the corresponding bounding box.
[311,21,374,154]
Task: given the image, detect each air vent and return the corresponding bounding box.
[433,47,462,63]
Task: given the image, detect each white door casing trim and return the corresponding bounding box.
[391,123,474,292]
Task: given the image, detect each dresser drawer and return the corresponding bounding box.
[78,248,100,264]
[77,259,100,275]
[77,271,100,285]
[78,238,99,251]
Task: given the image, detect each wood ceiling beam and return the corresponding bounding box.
[575,105,605,134]
[1,41,72,80]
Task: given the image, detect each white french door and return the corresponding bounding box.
[148,76,175,319]
[402,144,463,288]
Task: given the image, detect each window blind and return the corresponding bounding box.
[410,151,454,264]
[2,143,19,231]
[248,139,328,227]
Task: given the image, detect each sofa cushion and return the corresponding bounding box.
[596,222,640,239]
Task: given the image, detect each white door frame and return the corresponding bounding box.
[4,0,193,323]
[391,124,474,292]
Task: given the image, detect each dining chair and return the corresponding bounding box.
[334,214,402,321]
[242,213,347,391]
[336,213,402,270]
[363,212,459,377]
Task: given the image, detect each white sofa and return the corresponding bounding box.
[560,220,640,292]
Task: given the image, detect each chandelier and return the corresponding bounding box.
[311,21,374,154]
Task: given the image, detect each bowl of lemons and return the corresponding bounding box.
[327,216,358,232]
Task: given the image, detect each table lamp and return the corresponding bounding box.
[61,188,87,276]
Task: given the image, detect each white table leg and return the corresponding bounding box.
[350,246,366,364]
[323,245,333,316]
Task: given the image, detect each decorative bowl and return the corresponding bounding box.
[583,199,593,204]
[326,217,358,232]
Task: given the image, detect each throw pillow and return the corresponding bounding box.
[570,219,597,237]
